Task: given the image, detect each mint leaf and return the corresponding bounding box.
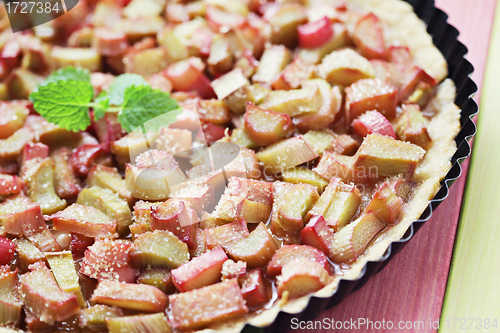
[34,67,90,92]
[119,85,180,133]
[108,74,149,106]
[30,80,94,132]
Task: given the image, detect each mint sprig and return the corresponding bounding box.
[29,68,180,133]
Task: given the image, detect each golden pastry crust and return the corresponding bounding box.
[195,1,461,331]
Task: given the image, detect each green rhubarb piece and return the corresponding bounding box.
[77,186,132,236]
[45,251,86,308]
[130,230,189,269]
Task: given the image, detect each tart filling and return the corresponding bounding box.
[0,0,460,331]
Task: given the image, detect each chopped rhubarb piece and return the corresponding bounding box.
[24,227,62,253]
[211,68,250,114]
[0,195,46,236]
[227,176,273,204]
[253,45,292,86]
[256,136,319,175]
[329,211,386,264]
[241,268,269,308]
[80,239,137,283]
[207,35,233,75]
[314,151,371,184]
[87,165,133,205]
[107,313,172,333]
[0,127,35,163]
[189,226,207,258]
[387,45,412,65]
[14,238,45,272]
[224,223,279,269]
[277,259,331,298]
[0,161,19,175]
[0,173,22,195]
[77,186,132,236]
[394,104,432,148]
[244,103,295,146]
[307,180,361,230]
[0,101,29,139]
[79,305,124,329]
[261,85,322,117]
[172,246,228,292]
[137,268,175,294]
[298,17,334,49]
[352,13,385,60]
[0,195,60,252]
[221,260,247,281]
[124,47,170,77]
[151,199,198,247]
[272,57,315,90]
[230,128,259,149]
[318,49,375,86]
[204,219,249,249]
[268,3,308,47]
[91,280,168,312]
[197,121,226,144]
[365,182,405,225]
[171,183,214,215]
[148,73,173,93]
[126,150,187,201]
[111,130,159,166]
[22,158,67,215]
[45,251,86,308]
[91,113,126,152]
[0,266,22,327]
[130,230,190,269]
[197,99,231,125]
[71,144,107,177]
[20,261,79,325]
[282,167,329,193]
[351,133,426,177]
[297,22,349,64]
[155,128,192,156]
[293,81,342,132]
[300,215,334,255]
[334,134,360,156]
[212,194,244,222]
[70,233,94,259]
[1,40,21,69]
[352,110,396,139]
[303,129,337,155]
[0,237,15,265]
[52,147,81,200]
[21,142,49,164]
[51,203,118,239]
[345,78,398,124]
[240,147,261,180]
[406,82,433,108]
[93,28,130,56]
[387,177,413,202]
[275,183,319,234]
[234,51,259,78]
[399,66,436,102]
[169,279,248,330]
[163,58,213,98]
[206,6,247,32]
[267,245,329,277]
